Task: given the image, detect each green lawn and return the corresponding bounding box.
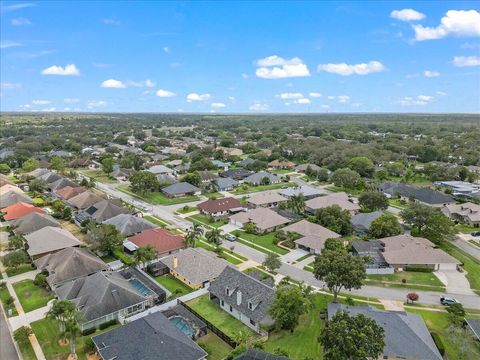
[366,271,444,287]
[263,294,329,359]
[155,274,193,297]
[364,279,445,292]
[118,184,199,205]
[17,339,37,360]
[295,253,313,263]
[232,182,294,195]
[186,294,255,339]
[143,215,170,227]
[205,192,225,199]
[6,263,35,277]
[196,331,232,360]
[81,169,117,184]
[233,230,289,255]
[188,214,228,229]
[270,169,293,174]
[176,205,197,214]
[12,280,54,313]
[195,240,247,265]
[0,285,18,316]
[439,241,480,291]
[388,198,408,209]
[454,223,479,234]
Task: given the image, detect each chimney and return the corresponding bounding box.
[237,290,242,305]
[173,256,178,269]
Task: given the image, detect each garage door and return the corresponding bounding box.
[438,263,457,271]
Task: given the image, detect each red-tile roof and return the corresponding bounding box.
[55,186,86,200]
[1,201,45,220]
[197,197,242,214]
[128,228,184,254]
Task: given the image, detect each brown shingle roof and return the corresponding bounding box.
[197,197,242,214]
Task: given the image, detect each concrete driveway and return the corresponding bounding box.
[280,248,309,264]
[434,270,476,295]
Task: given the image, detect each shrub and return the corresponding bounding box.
[405,266,433,273]
[81,327,96,336]
[431,332,445,355]
[33,273,48,288]
[99,319,118,330]
[83,337,95,353]
[5,295,14,306]
[112,249,135,266]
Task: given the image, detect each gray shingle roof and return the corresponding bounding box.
[465,318,480,340]
[215,177,239,190]
[84,199,130,222]
[279,185,323,198]
[68,191,104,209]
[328,303,442,360]
[0,190,33,208]
[103,214,155,236]
[161,182,200,196]
[209,267,275,323]
[25,226,81,257]
[351,210,384,231]
[9,212,60,235]
[234,349,289,360]
[244,172,280,185]
[92,311,207,360]
[378,182,454,205]
[48,177,77,191]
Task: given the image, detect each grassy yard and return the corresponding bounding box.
[232,182,294,195]
[176,205,197,214]
[12,280,54,313]
[388,198,408,209]
[0,285,18,316]
[439,241,480,291]
[263,293,329,359]
[186,294,255,339]
[366,271,444,287]
[188,214,228,229]
[5,263,35,277]
[205,192,225,199]
[270,169,293,174]
[454,223,479,234]
[16,338,37,360]
[196,331,232,360]
[155,274,193,297]
[118,184,199,205]
[143,215,170,227]
[81,169,117,184]
[233,230,289,255]
[195,240,247,265]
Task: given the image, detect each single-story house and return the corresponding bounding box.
[147,164,175,175]
[281,219,341,254]
[236,158,255,168]
[218,147,243,157]
[110,168,133,181]
[197,197,244,218]
[48,177,78,192]
[327,303,442,360]
[279,185,323,200]
[0,184,24,196]
[161,182,201,198]
[1,201,45,220]
[156,173,177,185]
[54,185,86,200]
[351,240,392,274]
[9,212,60,235]
[128,227,185,257]
[295,163,322,173]
[465,318,480,342]
[441,202,480,227]
[198,171,218,184]
[103,213,156,236]
[160,247,229,289]
[24,226,81,260]
[268,159,295,170]
[220,169,252,181]
[209,267,275,334]
[244,172,281,186]
[351,210,384,234]
[39,171,62,184]
[229,208,290,233]
[92,312,208,360]
[434,181,480,197]
[377,181,455,207]
[305,192,360,215]
[215,177,239,191]
[34,247,107,287]
[68,191,104,210]
[212,160,231,170]
[0,190,33,208]
[247,191,287,208]
[55,271,151,331]
[78,199,130,223]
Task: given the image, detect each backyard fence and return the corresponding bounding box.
[177,299,238,348]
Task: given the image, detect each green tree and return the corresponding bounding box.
[286,194,305,214]
[320,311,385,360]
[263,253,281,272]
[261,176,271,186]
[2,250,29,269]
[368,213,402,238]
[134,245,157,268]
[48,300,83,359]
[0,163,11,174]
[205,228,224,245]
[446,303,465,326]
[129,171,159,194]
[269,284,307,332]
[185,223,204,247]
[34,273,48,288]
[8,235,24,250]
[331,168,363,189]
[314,205,352,235]
[101,157,115,174]
[181,172,202,187]
[50,156,66,172]
[13,326,32,345]
[358,192,388,211]
[22,158,39,172]
[347,156,375,178]
[313,250,366,302]
[85,223,124,254]
[324,238,345,252]
[243,221,256,234]
[29,178,48,192]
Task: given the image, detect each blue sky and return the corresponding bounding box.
[1,1,479,113]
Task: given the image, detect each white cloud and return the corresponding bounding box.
[0,40,23,49]
[186,93,212,102]
[163,46,170,53]
[128,79,156,87]
[64,98,80,103]
[101,79,126,88]
[424,70,440,77]
[391,9,425,22]
[255,55,310,79]
[87,100,107,109]
[156,89,176,97]
[11,17,31,26]
[321,104,330,109]
[436,91,447,96]
[327,96,336,100]
[453,55,480,67]
[294,98,311,104]
[32,100,50,105]
[228,96,236,101]
[249,101,269,111]
[1,3,35,13]
[241,73,249,79]
[103,18,120,25]
[211,102,226,108]
[338,95,350,103]
[41,64,80,76]
[399,95,434,106]
[1,82,22,89]
[318,61,386,76]
[309,92,322,98]
[413,10,480,41]
[276,92,304,99]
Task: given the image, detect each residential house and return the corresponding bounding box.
[220,169,252,181]
[55,186,86,200]
[127,227,185,257]
[24,226,81,260]
[77,199,130,224]
[236,158,255,168]
[147,165,175,176]
[247,191,287,208]
[160,247,229,289]
[351,210,384,234]
[25,168,50,179]
[50,150,72,158]
[465,318,480,342]
[197,197,244,218]
[0,184,24,196]
[0,190,33,208]
[174,163,191,173]
[198,170,218,184]
[229,208,290,233]
[218,147,243,157]
[161,182,201,198]
[0,174,13,187]
[34,247,107,287]
[0,148,14,160]
[212,159,231,171]
[209,267,275,334]
[305,192,360,215]
[268,159,295,170]
[68,158,92,168]
[68,191,104,210]
[9,212,60,235]
[377,181,454,207]
[351,240,393,274]
[92,312,208,360]
[103,213,156,236]
[295,163,321,173]
[441,202,480,227]
[281,219,341,254]
[48,177,78,192]
[279,185,323,200]
[327,303,442,360]
[244,172,281,186]
[156,173,177,185]
[1,201,45,220]
[55,271,151,331]
[434,181,480,197]
[215,177,239,191]
[39,171,62,184]
[110,168,133,181]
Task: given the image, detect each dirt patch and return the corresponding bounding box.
[58,338,69,346]
[23,291,32,298]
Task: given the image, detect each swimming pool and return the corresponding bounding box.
[129,278,154,297]
[169,316,196,339]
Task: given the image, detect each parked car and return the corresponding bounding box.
[225,234,236,242]
[471,231,480,237]
[440,296,458,306]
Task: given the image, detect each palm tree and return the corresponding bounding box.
[287,194,305,214]
[64,312,82,360]
[134,245,157,269]
[47,300,83,358]
[185,223,204,247]
[206,228,224,245]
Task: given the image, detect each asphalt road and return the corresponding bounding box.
[0,304,19,360]
[454,237,480,261]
